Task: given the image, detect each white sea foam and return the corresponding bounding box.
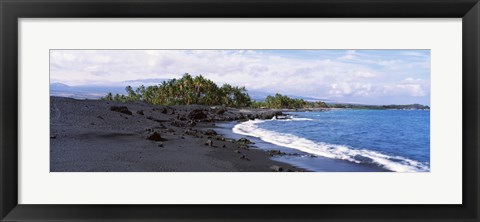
[286,117,314,121]
[232,119,430,172]
[272,116,314,121]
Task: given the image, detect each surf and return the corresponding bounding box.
[233,119,430,172]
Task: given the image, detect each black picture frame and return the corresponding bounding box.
[1,0,479,221]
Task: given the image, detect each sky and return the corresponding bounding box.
[50,49,430,105]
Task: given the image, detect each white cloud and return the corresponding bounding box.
[355,71,376,78]
[50,50,430,104]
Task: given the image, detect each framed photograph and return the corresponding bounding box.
[1,0,479,221]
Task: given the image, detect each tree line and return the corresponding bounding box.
[102,74,251,108]
[101,73,428,110]
[102,73,328,109]
[250,94,328,109]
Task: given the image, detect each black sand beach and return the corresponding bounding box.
[50,96,304,172]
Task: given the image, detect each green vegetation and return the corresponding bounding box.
[250,93,328,109]
[101,73,429,110]
[101,73,251,107]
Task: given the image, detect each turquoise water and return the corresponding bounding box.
[232,109,430,172]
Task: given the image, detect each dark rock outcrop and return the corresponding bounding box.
[146,132,165,141]
[160,107,175,115]
[110,106,132,115]
[268,150,287,156]
[187,109,208,120]
[258,111,283,119]
[237,138,254,144]
[213,107,227,115]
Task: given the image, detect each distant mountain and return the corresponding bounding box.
[50,83,127,99]
[122,78,169,87]
[50,82,70,90]
[248,90,330,102]
[50,78,170,99]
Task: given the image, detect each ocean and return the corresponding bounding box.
[227,109,430,172]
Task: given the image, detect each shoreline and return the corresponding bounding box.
[220,121,391,172]
[50,96,427,172]
[50,96,306,172]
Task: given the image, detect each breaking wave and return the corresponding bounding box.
[232,119,430,172]
[285,117,314,121]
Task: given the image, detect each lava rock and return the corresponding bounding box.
[146,132,165,141]
[161,107,175,115]
[259,111,283,119]
[187,109,208,120]
[214,107,227,115]
[268,150,287,156]
[237,138,254,144]
[109,106,132,115]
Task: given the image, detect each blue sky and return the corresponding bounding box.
[50,49,430,105]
